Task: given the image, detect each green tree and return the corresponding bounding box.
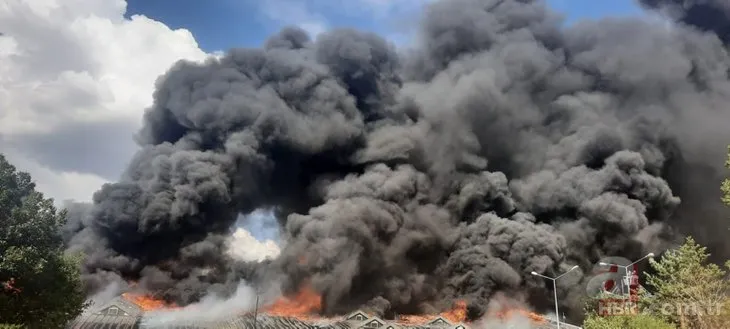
[644,237,729,329]
[0,155,88,328]
[0,324,25,329]
[583,313,676,329]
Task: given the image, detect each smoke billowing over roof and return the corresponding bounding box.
[62,0,730,322]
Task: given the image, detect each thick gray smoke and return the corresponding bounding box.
[63,0,730,322]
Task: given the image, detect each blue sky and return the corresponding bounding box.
[126,0,643,52]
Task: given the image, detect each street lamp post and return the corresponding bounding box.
[599,253,655,297]
[253,287,261,329]
[530,265,580,329]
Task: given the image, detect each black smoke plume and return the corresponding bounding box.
[63,0,730,322]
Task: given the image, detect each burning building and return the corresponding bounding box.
[65,296,142,329]
[65,295,571,329]
[61,0,730,324]
[66,284,574,328]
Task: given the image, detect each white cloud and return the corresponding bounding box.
[1,149,108,203]
[227,228,281,262]
[0,0,209,203]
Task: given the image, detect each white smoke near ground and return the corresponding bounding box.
[473,316,537,329]
[142,282,260,326]
[82,279,128,315]
[471,293,558,329]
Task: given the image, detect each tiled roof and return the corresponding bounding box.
[66,296,143,329]
[67,302,582,329]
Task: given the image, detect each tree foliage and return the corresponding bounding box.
[643,237,729,329]
[583,313,676,329]
[584,237,730,328]
[0,325,24,329]
[0,154,87,328]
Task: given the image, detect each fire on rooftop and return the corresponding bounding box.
[65,291,580,329]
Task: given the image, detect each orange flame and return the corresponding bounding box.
[396,314,434,325]
[2,278,21,294]
[397,301,545,325]
[262,283,322,320]
[122,292,179,311]
[440,300,468,323]
[494,308,546,324]
[396,300,468,325]
[297,255,308,265]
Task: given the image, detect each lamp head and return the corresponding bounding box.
[647,252,655,258]
[570,265,579,271]
[530,271,538,276]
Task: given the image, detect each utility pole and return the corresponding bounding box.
[530,265,579,329]
[253,292,260,329]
